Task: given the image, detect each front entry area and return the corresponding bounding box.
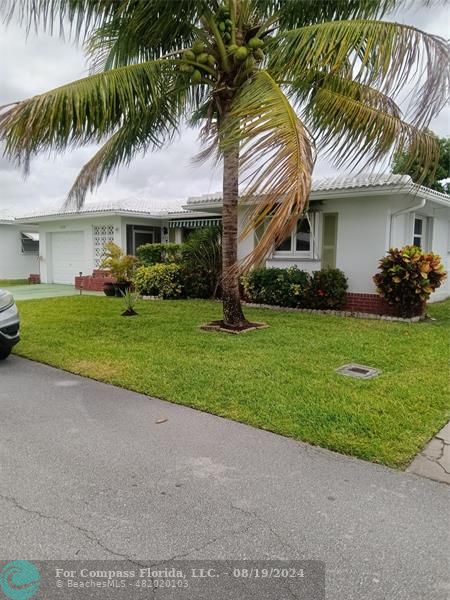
[126,224,161,255]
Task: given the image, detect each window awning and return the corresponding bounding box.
[169,217,222,229]
[21,232,40,241]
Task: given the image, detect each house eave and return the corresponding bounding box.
[183,182,450,210]
[14,210,169,223]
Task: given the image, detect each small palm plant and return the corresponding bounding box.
[0,0,448,329]
[120,288,139,317]
[182,227,222,298]
[100,242,138,283]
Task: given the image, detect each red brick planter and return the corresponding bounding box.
[344,293,397,316]
[75,269,116,292]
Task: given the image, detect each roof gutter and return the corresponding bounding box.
[389,198,426,248]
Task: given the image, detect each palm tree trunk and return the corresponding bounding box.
[221,140,247,328]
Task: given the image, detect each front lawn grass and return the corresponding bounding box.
[0,279,29,287]
[14,296,449,468]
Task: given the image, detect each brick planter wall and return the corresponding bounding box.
[344,293,396,316]
[75,269,116,292]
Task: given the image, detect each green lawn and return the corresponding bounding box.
[14,296,449,468]
[0,279,29,287]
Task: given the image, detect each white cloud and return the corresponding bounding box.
[0,4,448,214]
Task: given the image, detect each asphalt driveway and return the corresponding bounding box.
[0,357,448,599]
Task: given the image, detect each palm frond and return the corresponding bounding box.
[291,70,403,118]
[1,0,117,38]
[0,59,185,170]
[66,105,180,209]
[220,70,315,271]
[254,0,402,29]
[270,20,449,128]
[84,1,208,71]
[303,82,439,176]
[1,0,209,49]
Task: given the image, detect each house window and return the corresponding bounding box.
[93,225,115,267]
[413,217,425,248]
[20,232,39,254]
[274,215,314,257]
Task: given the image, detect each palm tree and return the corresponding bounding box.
[1,0,448,329]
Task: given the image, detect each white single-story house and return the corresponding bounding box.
[13,198,220,285]
[12,174,450,306]
[0,214,39,280]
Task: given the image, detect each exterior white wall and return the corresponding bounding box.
[332,195,391,294]
[0,223,40,279]
[240,193,450,301]
[426,205,450,302]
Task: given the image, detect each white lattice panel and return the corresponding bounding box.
[93,225,115,267]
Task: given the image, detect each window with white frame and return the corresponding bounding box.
[413,216,426,249]
[93,225,115,267]
[274,214,315,257]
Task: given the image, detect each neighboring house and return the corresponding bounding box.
[14,174,450,305]
[0,214,39,280]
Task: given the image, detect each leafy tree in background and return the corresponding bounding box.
[0,0,448,328]
[392,134,450,194]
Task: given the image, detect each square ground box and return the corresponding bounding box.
[335,364,381,379]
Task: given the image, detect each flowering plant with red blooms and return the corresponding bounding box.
[307,268,348,309]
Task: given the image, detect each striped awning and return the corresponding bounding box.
[169,217,222,228]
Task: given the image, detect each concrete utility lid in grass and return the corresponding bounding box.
[335,364,381,379]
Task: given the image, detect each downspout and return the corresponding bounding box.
[389,198,426,248]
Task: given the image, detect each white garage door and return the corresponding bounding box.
[51,231,86,284]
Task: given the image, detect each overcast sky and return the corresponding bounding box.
[0,2,449,216]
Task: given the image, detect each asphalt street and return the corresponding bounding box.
[0,357,448,599]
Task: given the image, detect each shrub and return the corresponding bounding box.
[242,266,348,309]
[133,263,183,299]
[181,227,222,298]
[241,267,310,308]
[373,246,447,317]
[136,243,182,266]
[100,242,138,282]
[306,268,348,310]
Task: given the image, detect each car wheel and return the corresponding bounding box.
[0,348,12,360]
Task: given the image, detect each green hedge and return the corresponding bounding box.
[133,263,183,299]
[241,267,310,307]
[136,243,182,266]
[242,267,348,310]
[306,268,348,310]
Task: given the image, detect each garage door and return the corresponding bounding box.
[50,231,86,284]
